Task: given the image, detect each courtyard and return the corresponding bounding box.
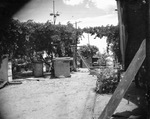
[0,69,147,119]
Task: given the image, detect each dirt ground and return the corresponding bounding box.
[0,68,147,119]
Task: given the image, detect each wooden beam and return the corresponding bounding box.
[77,51,90,70]
[98,39,146,119]
[77,51,100,77]
[117,0,126,69]
[146,1,150,118]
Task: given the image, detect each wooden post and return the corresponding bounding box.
[71,45,77,71]
[146,1,150,118]
[116,0,126,70]
[98,39,146,119]
[75,22,78,70]
[0,55,8,82]
[8,61,12,82]
[73,45,77,71]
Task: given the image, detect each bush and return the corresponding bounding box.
[96,67,119,94]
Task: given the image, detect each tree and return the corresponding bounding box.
[83,25,121,63]
[0,19,83,62]
[78,44,99,59]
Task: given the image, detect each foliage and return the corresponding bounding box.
[0,19,38,59]
[0,19,83,61]
[96,67,119,94]
[96,51,108,66]
[56,22,82,57]
[0,19,20,58]
[78,44,99,58]
[83,25,121,63]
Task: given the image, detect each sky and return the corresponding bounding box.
[13,0,118,28]
[13,0,118,52]
[78,33,107,53]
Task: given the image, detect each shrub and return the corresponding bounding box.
[96,67,119,94]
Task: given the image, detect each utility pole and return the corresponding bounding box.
[50,0,59,25]
[88,33,90,45]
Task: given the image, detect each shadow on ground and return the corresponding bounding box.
[112,83,147,119]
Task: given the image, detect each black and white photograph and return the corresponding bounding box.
[0,0,149,119]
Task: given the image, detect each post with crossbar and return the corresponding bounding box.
[50,0,59,25]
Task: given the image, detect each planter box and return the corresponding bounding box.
[33,62,43,77]
[53,57,73,78]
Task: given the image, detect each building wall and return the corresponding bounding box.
[123,1,147,69]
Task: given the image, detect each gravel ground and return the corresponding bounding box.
[0,69,97,119]
[0,68,147,119]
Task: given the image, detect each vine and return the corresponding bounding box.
[83,25,121,63]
